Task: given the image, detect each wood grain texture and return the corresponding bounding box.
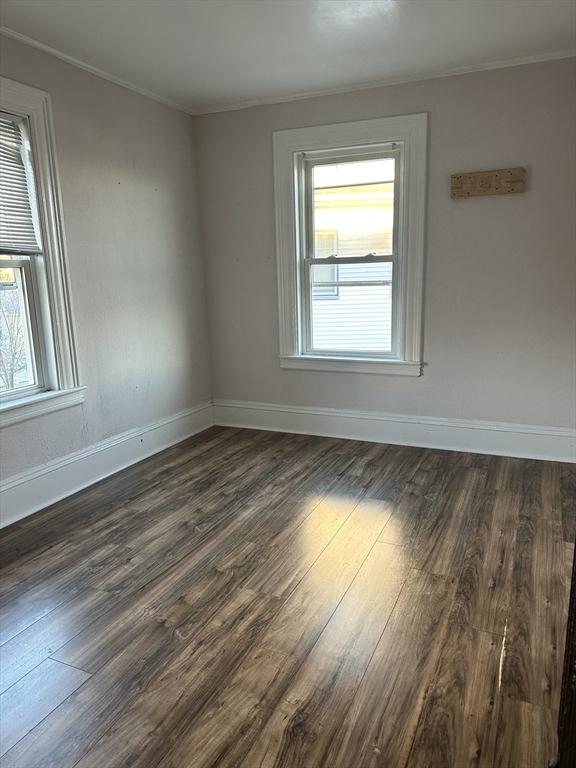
[407,623,502,768]
[450,167,525,198]
[0,427,572,768]
[239,542,410,768]
[0,658,90,756]
[321,569,455,768]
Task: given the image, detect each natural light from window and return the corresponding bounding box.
[274,113,426,376]
[0,265,37,393]
[309,157,395,354]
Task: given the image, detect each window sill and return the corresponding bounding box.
[0,386,86,427]
[279,355,423,376]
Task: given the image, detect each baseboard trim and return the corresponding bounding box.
[213,399,576,463]
[3,398,574,527]
[0,402,213,528]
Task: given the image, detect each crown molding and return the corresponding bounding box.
[1,26,574,117]
[0,26,195,115]
[196,49,576,114]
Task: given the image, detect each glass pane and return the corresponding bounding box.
[310,262,393,353]
[0,265,37,393]
[312,262,338,298]
[312,157,395,259]
[312,262,393,284]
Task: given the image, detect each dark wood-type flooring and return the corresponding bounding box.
[0,426,574,768]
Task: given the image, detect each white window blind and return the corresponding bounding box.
[0,116,41,254]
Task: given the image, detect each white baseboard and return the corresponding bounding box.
[0,402,213,528]
[213,399,576,464]
[3,398,574,528]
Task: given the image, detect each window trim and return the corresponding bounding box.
[273,113,427,376]
[0,77,83,423]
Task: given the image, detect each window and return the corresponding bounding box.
[312,231,338,298]
[274,114,427,376]
[0,78,82,425]
[1,114,46,398]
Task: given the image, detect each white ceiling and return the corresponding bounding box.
[1,0,575,114]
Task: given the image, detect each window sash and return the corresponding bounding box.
[304,257,395,358]
[0,257,46,400]
[298,145,403,359]
[303,146,401,258]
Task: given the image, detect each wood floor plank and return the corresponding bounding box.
[154,646,296,768]
[320,568,454,768]
[363,444,426,502]
[0,544,126,643]
[88,440,348,601]
[52,535,262,672]
[410,467,487,577]
[1,428,302,599]
[238,542,410,768]
[54,496,331,675]
[499,518,568,709]
[322,441,391,499]
[0,539,125,607]
[0,658,90,756]
[482,697,557,768]
[243,495,359,597]
[0,618,188,768]
[451,491,516,634]
[559,462,576,543]
[0,428,571,768]
[407,625,502,768]
[377,457,448,547]
[541,461,563,523]
[0,588,112,694]
[255,498,395,656]
[0,583,82,647]
[62,589,284,768]
[0,427,238,572]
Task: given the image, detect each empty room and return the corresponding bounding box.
[0,1,575,766]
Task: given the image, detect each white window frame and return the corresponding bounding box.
[273,113,427,376]
[1,77,83,426]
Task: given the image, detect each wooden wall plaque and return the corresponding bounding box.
[451,167,525,199]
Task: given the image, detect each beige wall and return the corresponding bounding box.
[0,35,211,478]
[1,41,574,487]
[196,58,576,428]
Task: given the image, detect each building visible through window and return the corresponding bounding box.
[307,156,395,354]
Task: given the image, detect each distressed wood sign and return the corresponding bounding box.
[451,167,525,199]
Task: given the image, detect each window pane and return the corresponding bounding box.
[310,262,393,353]
[312,158,395,259]
[312,263,338,298]
[0,265,37,393]
[312,262,393,284]
[312,230,338,297]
